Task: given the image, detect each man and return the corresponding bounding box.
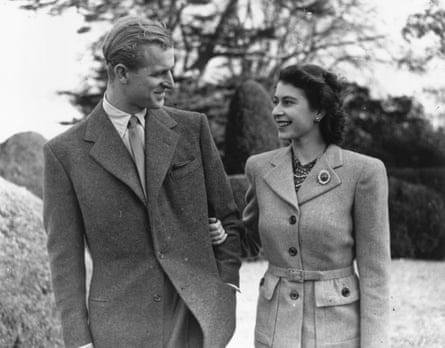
[43,16,242,348]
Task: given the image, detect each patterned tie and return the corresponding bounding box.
[128,115,147,198]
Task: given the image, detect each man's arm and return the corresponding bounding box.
[198,114,242,287]
[43,143,92,347]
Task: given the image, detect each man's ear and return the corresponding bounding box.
[114,64,129,84]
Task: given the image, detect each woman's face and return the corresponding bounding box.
[272,81,320,142]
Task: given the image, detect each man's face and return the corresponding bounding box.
[125,44,175,110]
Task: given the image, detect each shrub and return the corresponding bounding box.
[389,177,445,260]
[0,132,46,198]
[388,166,445,200]
[0,177,63,347]
[223,80,279,174]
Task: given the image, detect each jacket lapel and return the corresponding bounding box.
[263,146,299,211]
[297,144,343,205]
[84,102,147,205]
[145,108,179,201]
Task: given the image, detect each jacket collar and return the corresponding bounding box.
[264,144,343,209]
[84,102,178,206]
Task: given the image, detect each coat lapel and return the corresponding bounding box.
[263,146,299,211]
[145,108,179,201]
[84,102,147,205]
[297,144,343,205]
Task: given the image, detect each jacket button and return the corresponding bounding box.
[288,247,298,256]
[260,277,265,286]
[290,290,299,300]
[158,252,165,259]
[341,287,351,297]
[153,294,162,302]
[289,215,297,225]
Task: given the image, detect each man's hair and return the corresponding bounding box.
[278,64,346,145]
[102,16,173,78]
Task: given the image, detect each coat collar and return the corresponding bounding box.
[264,144,343,209]
[84,102,178,206]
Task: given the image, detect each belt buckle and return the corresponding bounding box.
[287,269,304,282]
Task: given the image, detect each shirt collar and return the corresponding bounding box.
[102,95,147,138]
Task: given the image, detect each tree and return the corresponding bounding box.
[400,0,445,71]
[343,82,445,168]
[13,0,386,119]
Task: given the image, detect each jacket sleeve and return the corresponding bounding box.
[43,143,92,347]
[242,157,262,257]
[354,158,391,348]
[198,114,242,287]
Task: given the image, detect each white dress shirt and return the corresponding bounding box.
[102,96,147,153]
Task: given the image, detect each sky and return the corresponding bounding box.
[0,0,443,143]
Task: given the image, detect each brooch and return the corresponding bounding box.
[317,169,331,185]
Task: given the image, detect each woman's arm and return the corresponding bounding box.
[354,158,391,348]
[242,157,262,257]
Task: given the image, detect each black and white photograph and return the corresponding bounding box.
[1,0,444,347]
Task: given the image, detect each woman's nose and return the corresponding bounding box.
[272,104,284,117]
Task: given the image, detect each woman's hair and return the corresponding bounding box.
[102,16,173,79]
[278,64,346,145]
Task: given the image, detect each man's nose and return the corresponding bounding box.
[162,71,174,89]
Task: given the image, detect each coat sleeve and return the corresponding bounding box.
[198,114,242,287]
[242,157,262,257]
[43,143,92,347]
[354,158,391,348]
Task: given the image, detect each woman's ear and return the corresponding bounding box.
[314,110,325,123]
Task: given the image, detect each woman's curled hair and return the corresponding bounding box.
[278,64,346,145]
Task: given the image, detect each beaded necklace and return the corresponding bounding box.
[291,149,317,193]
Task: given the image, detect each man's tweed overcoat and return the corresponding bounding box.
[43,103,242,348]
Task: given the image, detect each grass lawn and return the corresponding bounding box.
[228,259,445,348]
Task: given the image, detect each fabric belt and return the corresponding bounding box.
[267,264,354,283]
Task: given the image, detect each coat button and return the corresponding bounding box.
[289,215,297,225]
[260,277,265,286]
[158,252,165,259]
[341,287,351,297]
[288,247,298,256]
[290,290,299,300]
[153,294,162,302]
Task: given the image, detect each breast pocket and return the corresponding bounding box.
[314,274,360,346]
[170,157,200,179]
[255,272,281,347]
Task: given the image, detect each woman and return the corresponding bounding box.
[212,64,390,348]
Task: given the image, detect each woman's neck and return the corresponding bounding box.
[291,138,327,165]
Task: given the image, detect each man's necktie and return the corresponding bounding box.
[128,115,147,198]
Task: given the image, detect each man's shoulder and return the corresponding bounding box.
[46,102,102,150]
[45,118,88,150]
[163,106,204,123]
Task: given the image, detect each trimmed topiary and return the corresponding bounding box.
[224,80,279,174]
[0,132,46,198]
[0,177,63,347]
[389,177,445,260]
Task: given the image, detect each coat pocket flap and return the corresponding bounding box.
[259,272,280,300]
[315,274,359,307]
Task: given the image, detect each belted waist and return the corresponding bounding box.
[267,264,354,283]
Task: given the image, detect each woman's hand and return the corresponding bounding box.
[208,217,227,245]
